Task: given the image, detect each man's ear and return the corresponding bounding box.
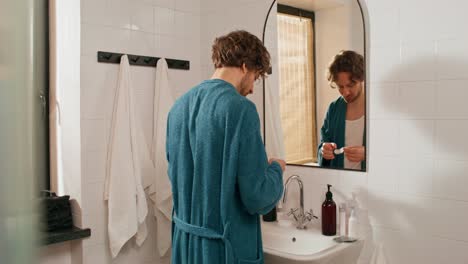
[241,63,248,74]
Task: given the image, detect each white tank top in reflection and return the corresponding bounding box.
[344,115,365,170]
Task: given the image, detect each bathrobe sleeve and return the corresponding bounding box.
[318,104,333,167]
[237,103,284,215]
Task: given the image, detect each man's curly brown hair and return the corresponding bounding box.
[327,50,364,88]
[212,30,271,77]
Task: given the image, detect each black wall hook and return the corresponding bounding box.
[97,51,190,70]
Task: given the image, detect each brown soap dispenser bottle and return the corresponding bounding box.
[322,184,337,236]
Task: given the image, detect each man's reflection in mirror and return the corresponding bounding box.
[318,50,366,170]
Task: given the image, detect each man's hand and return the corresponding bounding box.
[321,143,337,160]
[269,158,286,172]
[343,146,365,162]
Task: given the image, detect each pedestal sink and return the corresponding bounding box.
[261,220,363,264]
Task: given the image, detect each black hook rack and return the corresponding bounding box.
[97,51,190,70]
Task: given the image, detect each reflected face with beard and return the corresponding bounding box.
[335,72,363,103]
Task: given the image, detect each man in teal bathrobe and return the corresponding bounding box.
[318,50,366,171]
[166,30,286,264]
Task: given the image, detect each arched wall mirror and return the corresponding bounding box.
[262,0,368,171]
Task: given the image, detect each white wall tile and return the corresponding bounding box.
[433,160,468,201]
[308,168,341,187]
[154,7,175,35]
[435,120,468,161]
[368,193,432,233]
[399,0,439,42]
[367,0,399,46]
[200,0,231,15]
[39,242,72,264]
[130,3,155,33]
[82,211,108,247]
[175,12,201,44]
[81,0,107,26]
[431,0,468,40]
[130,67,156,92]
[82,244,112,264]
[130,31,156,56]
[399,120,434,158]
[397,158,433,196]
[339,170,367,198]
[436,39,468,80]
[368,157,399,193]
[398,81,436,119]
[157,34,178,59]
[81,56,118,119]
[104,0,132,29]
[176,0,201,14]
[82,150,107,184]
[81,119,109,152]
[151,0,175,9]
[367,193,400,230]
[369,120,399,156]
[400,41,436,82]
[369,83,399,119]
[370,227,455,264]
[432,199,468,241]
[430,236,468,263]
[436,80,468,119]
[81,181,106,217]
[369,45,400,83]
[81,24,131,56]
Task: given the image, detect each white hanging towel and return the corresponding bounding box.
[264,77,285,159]
[104,55,150,258]
[148,58,175,257]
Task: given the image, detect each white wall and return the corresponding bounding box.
[39,243,72,264]
[78,0,201,263]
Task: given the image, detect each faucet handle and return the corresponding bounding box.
[306,209,318,221]
[287,208,299,221]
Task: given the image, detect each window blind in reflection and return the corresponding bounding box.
[277,13,317,164]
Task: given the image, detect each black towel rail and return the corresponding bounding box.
[97,51,190,70]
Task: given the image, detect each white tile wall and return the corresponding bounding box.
[435,80,468,119]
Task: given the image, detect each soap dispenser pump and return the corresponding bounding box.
[322,184,337,236]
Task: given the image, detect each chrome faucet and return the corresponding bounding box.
[282,175,318,229]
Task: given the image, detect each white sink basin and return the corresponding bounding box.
[261,220,363,264]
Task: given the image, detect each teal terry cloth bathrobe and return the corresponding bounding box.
[317,96,366,170]
[166,79,284,264]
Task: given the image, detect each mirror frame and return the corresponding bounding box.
[261,0,370,172]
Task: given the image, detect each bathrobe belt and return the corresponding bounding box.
[173,215,235,264]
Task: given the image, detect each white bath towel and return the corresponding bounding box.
[104,55,150,258]
[264,77,285,159]
[148,58,175,257]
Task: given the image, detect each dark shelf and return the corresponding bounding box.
[41,226,91,246]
